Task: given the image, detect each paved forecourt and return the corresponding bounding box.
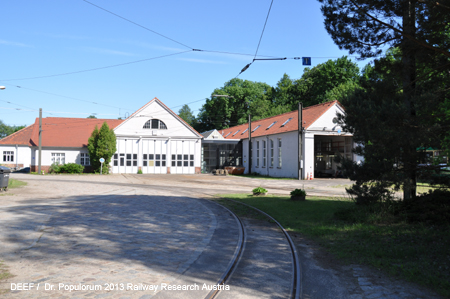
[0,174,240,298]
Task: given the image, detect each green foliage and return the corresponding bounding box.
[252,187,268,195]
[60,163,84,174]
[290,188,306,197]
[48,162,61,174]
[87,115,97,119]
[0,120,26,139]
[178,104,195,126]
[48,163,84,174]
[87,122,117,174]
[137,169,143,174]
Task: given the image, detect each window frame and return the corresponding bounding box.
[2,151,14,162]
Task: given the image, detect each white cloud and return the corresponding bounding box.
[0,39,32,47]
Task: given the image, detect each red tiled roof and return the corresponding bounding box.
[28,118,124,148]
[0,124,35,145]
[220,100,340,140]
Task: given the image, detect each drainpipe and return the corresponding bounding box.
[15,144,18,169]
[298,102,303,180]
[266,136,269,177]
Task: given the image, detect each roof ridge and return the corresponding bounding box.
[303,100,337,110]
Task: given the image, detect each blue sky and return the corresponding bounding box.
[0,0,374,126]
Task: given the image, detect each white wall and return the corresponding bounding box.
[114,100,200,139]
[242,131,299,178]
[0,145,32,168]
[30,147,89,166]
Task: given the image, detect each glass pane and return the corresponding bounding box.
[177,155,182,160]
[177,161,182,167]
[149,154,154,160]
[190,155,194,160]
[126,154,131,159]
[184,161,188,167]
[155,161,160,166]
[172,154,176,160]
[133,161,137,166]
[172,161,176,167]
[114,154,118,159]
[143,161,147,166]
[133,154,137,160]
[184,155,188,160]
[190,161,194,167]
[143,154,147,160]
[114,160,118,166]
[162,154,166,160]
[162,161,166,166]
[126,161,131,166]
[151,119,159,129]
[120,158,124,166]
[156,154,160,160]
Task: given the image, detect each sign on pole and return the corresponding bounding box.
[99,158,105,175]
[302,57,311,66]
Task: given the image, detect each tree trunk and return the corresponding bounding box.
[402,0,417,201]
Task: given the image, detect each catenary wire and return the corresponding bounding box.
[0,51,191,82]
[81,0,193,50]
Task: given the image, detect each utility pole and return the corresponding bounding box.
[298,102,303,180]
[38,108,42,174]
[248,114,252,174]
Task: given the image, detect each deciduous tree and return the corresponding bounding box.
[87,122,117,174]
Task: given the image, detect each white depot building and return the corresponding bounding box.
[219,100,363,179]
[0,98,203,174]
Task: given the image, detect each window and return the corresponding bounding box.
[143,119,167,129]
[125,154,137,166]
[173,154,194,167]
[80,153,90,166]
[256,141,260,167]
[270,140,274,167]
[224,132,231,138]
[241,128,248,135]
[278,139,282,167]
[263,140,266,167]
[266,121,277,130]
[252,125,261,132]
[3,151,13,162]
[281,118,293,127]
[232,130,240,136]
[51,153,65,164]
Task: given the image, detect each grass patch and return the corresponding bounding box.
[0,260,13,280]
[8,179,27,189]
[217,194,450,297]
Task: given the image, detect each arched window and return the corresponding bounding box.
[143,119,167,129]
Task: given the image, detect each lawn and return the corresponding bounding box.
[216,194,450,297]
[7,179,27,189]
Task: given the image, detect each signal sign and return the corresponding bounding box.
[302,57,311,65]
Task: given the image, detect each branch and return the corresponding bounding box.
[349,0,450,59]
[356,37,397,47]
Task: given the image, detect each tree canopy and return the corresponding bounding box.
[0,120,26,139]
[319,0,450,200]
[178,104,195,126]
[87,122,117,174]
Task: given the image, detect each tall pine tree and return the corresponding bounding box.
[319,0,450,200]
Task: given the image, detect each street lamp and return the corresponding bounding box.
[0,86,5,90]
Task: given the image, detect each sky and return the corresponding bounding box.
[0,0,375,127]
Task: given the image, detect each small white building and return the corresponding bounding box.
[0,98,203,174]
[220,100,363,178]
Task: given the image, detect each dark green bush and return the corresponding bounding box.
[290,188,306,197]
[399,189,450,225]
[48,162,61,174]
[59,163,84,174]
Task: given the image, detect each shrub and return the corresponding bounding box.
[252,187,268,195]
[137,169,143,174]
[59,163,84,174]
[399,189,450,225]
[48,162,61,174]
[290,188,306,197]
[346,182,394,205]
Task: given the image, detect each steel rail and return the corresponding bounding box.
[223,198,302,299]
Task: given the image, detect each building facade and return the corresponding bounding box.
[0,98,202,174]
[219,101,363,178]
